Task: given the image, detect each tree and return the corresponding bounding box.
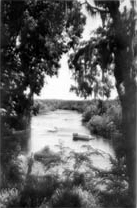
[1,0,86,129]
[69,0,137,206]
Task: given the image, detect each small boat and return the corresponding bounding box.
[73,133,93,141]
[47,127,58,133]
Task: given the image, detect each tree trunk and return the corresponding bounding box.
[121,88,136,207]
[126,3,137,206]
[112,2,137,206]
[115,44,137,208]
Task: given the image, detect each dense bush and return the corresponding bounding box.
[88,115,116,139]
[49,186,98,208]
[107,104,122,132]
[82,105,98,122]
[82,99,122,139]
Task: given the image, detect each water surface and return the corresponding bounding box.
[30,110,115,169]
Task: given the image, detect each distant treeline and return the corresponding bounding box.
[33,99,91,114]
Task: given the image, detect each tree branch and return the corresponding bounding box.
[81,0,108,13]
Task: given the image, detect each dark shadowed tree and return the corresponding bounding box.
[69,0,137,207]
[1,0,86,130]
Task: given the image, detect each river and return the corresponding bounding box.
[30,110,115,169]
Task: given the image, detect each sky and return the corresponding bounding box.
[34,2,118,100]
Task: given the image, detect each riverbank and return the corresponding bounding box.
[34,98,122,141]
[1,108,114,191]
[0,100,126,208]
[30,109,115,157]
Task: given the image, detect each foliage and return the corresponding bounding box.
[88,115,110,137]
[1,0,136,206]
[33,98,122,141]
[34,147,62,169]
[68,28,115,99]
[48,186,98,208]
[1,137,24,188]
[20,175,60,207]
[1,0,86,129]
[33,99,92,114]
[81,99,122,139]
[107,103,122,131]
[68,1,137,204]
[0,142,130,208]
[82,102,98,122]
[69,0,136,100]
[0,128,31,189]
[0,188,19,208]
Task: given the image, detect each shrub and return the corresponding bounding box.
[0,188,19,208]
[88,115,116,139]
[48,186,98,208]
[34,146,61,168]
[18,174,60,207]
[1,151,24,188]
[107,105,122,132]
[82,105,98,123]
[82,99,122,139]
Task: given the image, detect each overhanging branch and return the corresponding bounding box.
[81,0,108,13]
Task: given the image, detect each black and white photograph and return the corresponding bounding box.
[1,0,137,207]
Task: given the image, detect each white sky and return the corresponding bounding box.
[34,3,117,100]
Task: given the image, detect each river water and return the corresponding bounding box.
[30,110,115,169]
